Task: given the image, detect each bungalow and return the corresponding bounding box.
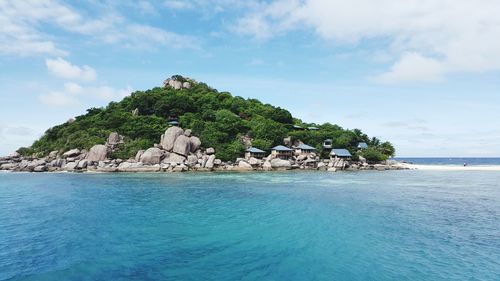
[357,142,368,149]
[245,147,266,159]
[271,145,294,159]
[168,120,180,126]
[307,126,319,131]
[330,149,352,159]
[294,144,316,155]
[323,139,333,149]
[292,125,305,131]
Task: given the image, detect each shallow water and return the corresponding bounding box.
[1,171,499,281]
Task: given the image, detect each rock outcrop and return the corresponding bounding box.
[140,148,164,165]
[86,145,108,162]
[161,127,184,151]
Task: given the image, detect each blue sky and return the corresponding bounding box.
[1,0,500,157]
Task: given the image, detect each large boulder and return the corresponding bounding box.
[186,155,198,166]
[161,127,184,151]
[162,153,186,164]
[263,160,272,171]
[135,150,145,162]
[206,147,215,155]
[63,149,80,158]
[172,135,191,156]
[237,161,253,170]
[63,161,78,171]
[139,148,164,165]
[189,136,201,152]
[270,159,292,169]
[248,157,262,166]
[107,132,123,146]
[204,155,216,169]
[86,145,108,162]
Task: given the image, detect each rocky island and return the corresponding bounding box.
[1,75,403,173]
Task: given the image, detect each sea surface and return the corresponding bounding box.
[395,157,500,166]
[1,171,499,281]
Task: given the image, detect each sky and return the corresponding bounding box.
[1,0,500,157]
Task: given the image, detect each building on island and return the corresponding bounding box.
[323,139,333,149]
[357,142,368,149]
[271,145,294,159]
[245,147,266,159]
[168,120,180,126]
[292,125,305,131]
[307,126,319,131]
[294,144,316,155]
[330,149,352,159]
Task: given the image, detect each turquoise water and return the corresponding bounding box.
[1,171,499,281]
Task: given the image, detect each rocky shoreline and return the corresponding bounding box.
[1,127,408,173]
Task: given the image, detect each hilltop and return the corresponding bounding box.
[17,75,395,162]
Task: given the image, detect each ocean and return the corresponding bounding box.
[395,157,500,166]
[1,170,499,281]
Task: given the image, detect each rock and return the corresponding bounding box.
[162,153,186,164]
[359,156,367,164]
[1,163,17,170]
[48,151,59,159]
[214,159,222,165]
[63,149,80,158]
[33,165,47,172]
[186,155,198,166]
[76,160,88,169]
[317,162,326,168]
[263,161,272,171]
[135,150,145,162]
[8,152,21,158]
[139,148,164,165]
[182,82,191,89]
[132,108,139,116]
[118,162,161,172]
[189,137,201,152]
[161,127,184,151]
[86,145,108,162]
[173,135,191,156]
[107,132,123,146]
[270,159,291,169]
[248,157,261,166]
[63,161,78,170]
[205,155,216,169]
[172,164,188,172]
[184,129,192,137]
[27,160,46,171]
[206,147,215,155]
[53,159,66,168]
[328,167,337,172]
[238,161,253,170]
[201,155,208,167]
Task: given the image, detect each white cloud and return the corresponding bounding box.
[39,82,132,107]
[235,0,500,83]
[46,58,97,82]
[163,0,194,10]
[374,52,444,84]
[39,91,80,107]
[0,0,198,56]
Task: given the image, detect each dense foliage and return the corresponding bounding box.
[20,76,395,161]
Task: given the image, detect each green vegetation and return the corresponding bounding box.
[19,76,395,161]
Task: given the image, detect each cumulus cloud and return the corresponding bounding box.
[235,0,500,83]
[39,82,132,107]
[0,0,198,56]
[46,58,97,82]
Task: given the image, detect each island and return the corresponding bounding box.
[0,75,403,172]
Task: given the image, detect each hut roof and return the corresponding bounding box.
[272,145,293,151]
[357,142,369,149]
[330,149,352,157]
[296,144,316,150]
[246,147,265,153]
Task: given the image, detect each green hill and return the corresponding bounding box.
[18,75,395,162]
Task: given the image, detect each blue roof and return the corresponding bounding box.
[296,144,316,150]
[272,145,293,151]
[168,120,180,125]
[246,147,265,153]
[330,149,352,157]
[357,142,369,149]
